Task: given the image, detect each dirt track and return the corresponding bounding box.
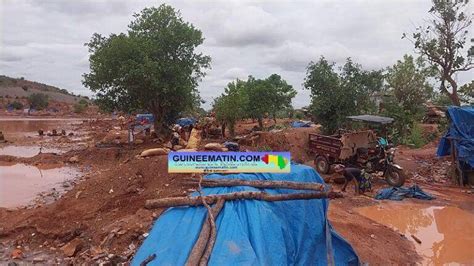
[0,118,473,264]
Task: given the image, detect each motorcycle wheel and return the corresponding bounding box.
[385,167,406,187]
[314,156,330,174]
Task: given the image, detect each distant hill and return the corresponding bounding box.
[0,75,88,104]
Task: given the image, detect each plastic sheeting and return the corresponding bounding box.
[437,106,474,168]
[132,164,359,265]
[290,120,312,128]
[176,117,197,127]
[375,185,435,201]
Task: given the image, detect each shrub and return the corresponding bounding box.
[406,123,426,148]
[73,102,88,113]
[11,101,24,110]
[28,93,49,110]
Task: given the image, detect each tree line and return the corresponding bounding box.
[83,1,473,136]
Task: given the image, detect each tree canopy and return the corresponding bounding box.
[213,74,296,136]
[404,0,473,106]
[83,4,210,132]
[304,57,384,134]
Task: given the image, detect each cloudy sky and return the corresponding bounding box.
[0,0,471,108]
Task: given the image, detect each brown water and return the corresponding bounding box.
[357,202,474,265]
[0,145,63,157]
[0,118,83,138]
[0,163,80,208]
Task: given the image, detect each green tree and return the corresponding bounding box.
[83,4,211,133]
[213,80,247,137]
[386,55,434,114]
[265,74,297,123]
[404,0,473,106]
[340,58,384,114]
[304,57,383,134]
[28,93,49,110]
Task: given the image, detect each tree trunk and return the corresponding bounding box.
[145,191,342,209]
[221,122,226,138]
[441,75,461,106]
[186,199,225,266]
[228,122,235,137]
[257,117,263,129]
[183,178,325,191]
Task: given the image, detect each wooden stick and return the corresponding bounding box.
[183,178,325,191]
[140,253,156,266]
[145,191,342,209]
[186,199,225,266]
[199,198,225,266]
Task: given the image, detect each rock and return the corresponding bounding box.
[69,156,79,164]
[370,234,376,239]
[60,238,83,257]
[10,248,23,259]
[109,189,114,194]
[204,142,225,151]
[75,191,82,199]
[140,148,170,157]
[135,139,144,144]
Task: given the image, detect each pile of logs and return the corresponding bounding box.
[143,178,342,266]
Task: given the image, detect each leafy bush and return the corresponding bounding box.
[73,102,88,113]
[406,123,426,148]
[28,93,49,110]
[11,101,24,110]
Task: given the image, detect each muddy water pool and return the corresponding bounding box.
[0,163,80,208]
[357,202,474,265]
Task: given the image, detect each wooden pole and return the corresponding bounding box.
[145,191,342,209]
[183,178,325,191]
[186,198,225,266]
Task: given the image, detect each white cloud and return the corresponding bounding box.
[1,0,472,108]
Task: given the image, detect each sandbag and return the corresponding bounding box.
[186,129,202,149]
[204,143,225,151]
[140,148,170,157]
[176,149,197,152]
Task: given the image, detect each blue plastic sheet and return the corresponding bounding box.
[375,185,435,201]
[437,106,474,168]
[132,164,359,265]
[291,121,312,128]
[176,117,197,127]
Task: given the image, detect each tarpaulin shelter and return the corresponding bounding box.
[176,117,197,127]
[132,164,359,265]
[437,106,474,185]
[290,120,313,128]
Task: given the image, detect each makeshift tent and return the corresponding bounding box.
[132,164,359,265]
[176,117,197,127]
[437,106,474,184]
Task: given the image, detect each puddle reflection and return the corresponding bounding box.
[0,163,79,208]
[357,202,474,265]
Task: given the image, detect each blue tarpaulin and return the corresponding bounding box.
[291,120,312,128]
[437,106,474,168]
[132,164,359,265]
[176,117,197,127]
[375,185,435,201]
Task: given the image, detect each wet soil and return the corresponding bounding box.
[0,117,472,264]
